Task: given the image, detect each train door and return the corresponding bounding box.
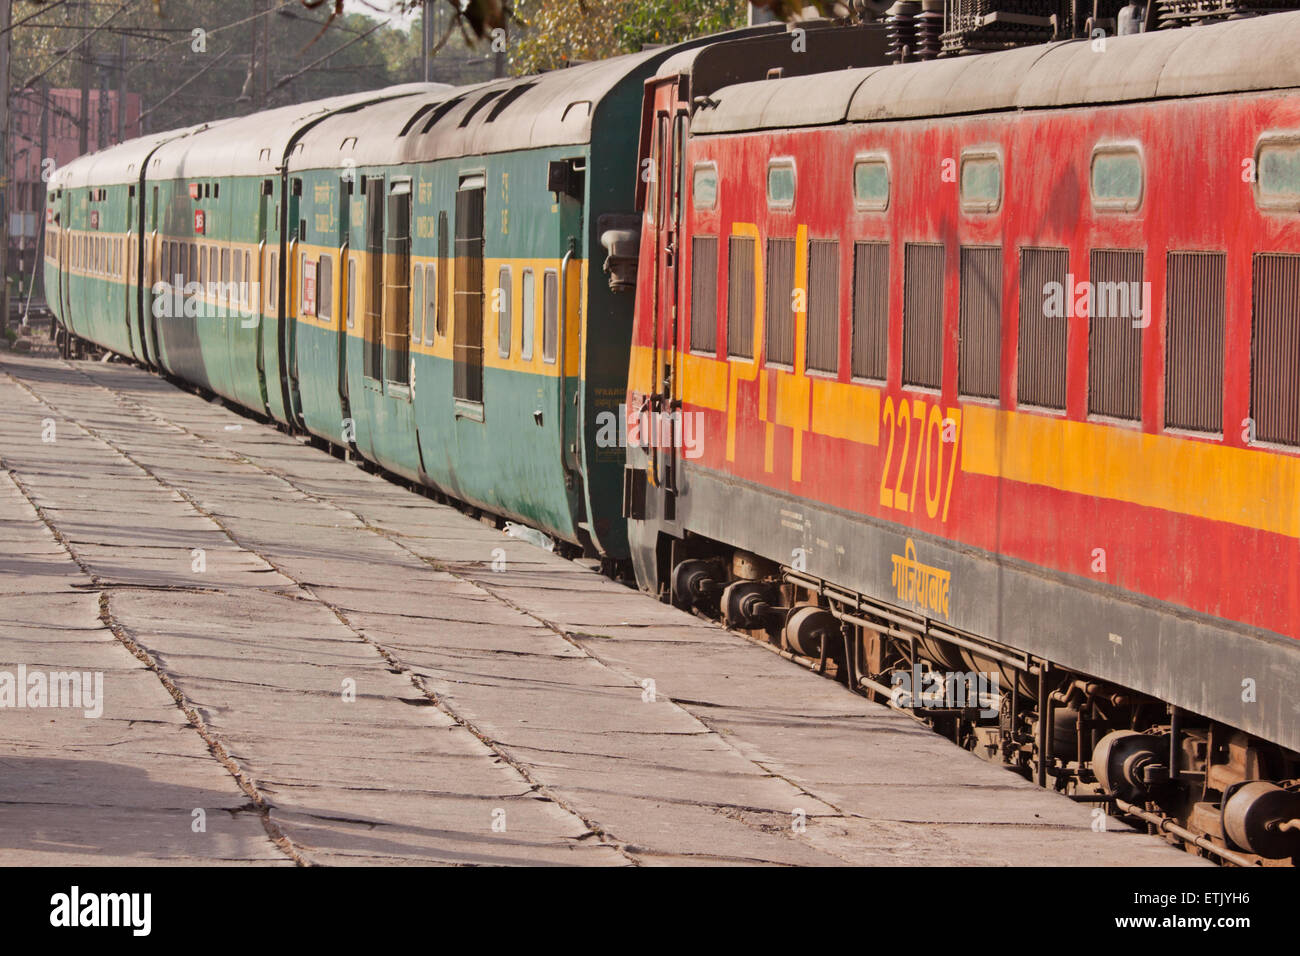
[123,187,136,358]
[284,177,305,427]
[145,185,161,366]
[383,180,412,391]
[453,175,485,410]
[362,176,384,387]
[57,192,70,325]
[240,177,272,414]
[647,76,689,507]
[336,177,352,432]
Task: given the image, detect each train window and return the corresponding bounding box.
[411,265,424,344]
[806,239,839,374]
[1165,252,1225,433]
[436,211,449,337]
[497,265,512,358]
[189,245,198,287]
[213,183,220,199]
[161,242,169,284]
[958,246,1002,400]
[672,115,686,225]
[542,269,558,364]
[208,247,217,295]
[318,255,332,321]
[346,257,355,329]
[692,163,718,211]
[649,114,666,227]
[853,155,890,211]
[1091,146,1143,212]
[690,236,719,354]
[1256,135,1300,210]
[851,241,889,382]
[1250,253,1300,445]
[299,252,309,316]
[244,252,251,306]
[423,264,435,345]
[765,238,796,368]
[727,235,756,360]
[233,251,243,304]
[1087,249,1145,421]
[767,159,795,209]
[221,249,231,310]
[520,268,535,360]
[960,151,1002,214]
[1017,247,1069,410]
[902,243,945,390]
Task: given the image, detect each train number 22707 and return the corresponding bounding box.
[879,397,962,522]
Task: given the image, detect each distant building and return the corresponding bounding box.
[7,87,141,294]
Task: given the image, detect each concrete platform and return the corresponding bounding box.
[0,352,1204,866]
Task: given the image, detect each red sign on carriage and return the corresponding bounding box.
[194,209,205,234]
[89,210,99,230]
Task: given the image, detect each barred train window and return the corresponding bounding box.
[765,238,796,367]
[318,255,332,321]
[851,241,889,381]
[346,257,355,329]
[1091,147,1143,212]
[1165,252,1224,433]
[411,266,424,344]
[542,269,558,364]
[497,265,512,358]
[423,264,435,346]
[727,235,756,359]
[1251,253,1300,445]
[806,239,839,374]
[690,236,718,353]
[958,246,1002,399]
[520,269,535,361]
[902,243,945,389]
[1017,247,1069,410]
[1087,249,1144,421]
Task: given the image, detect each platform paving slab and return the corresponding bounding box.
[0,352,1206,866]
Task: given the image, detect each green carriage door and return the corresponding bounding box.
[453,175,485,412]
[383,180,412,391]
[362,176,384,382]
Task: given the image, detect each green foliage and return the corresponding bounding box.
[507,0,747,75]
[10,0,498,137]
[11,0,816,140]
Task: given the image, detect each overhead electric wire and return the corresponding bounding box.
[3,0,74,35]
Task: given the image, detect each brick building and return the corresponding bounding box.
[8,87,141,295]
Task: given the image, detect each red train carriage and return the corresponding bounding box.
[624,13,1300,862]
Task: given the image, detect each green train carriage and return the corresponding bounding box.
[137,88,442,420]
[282,51,696,560]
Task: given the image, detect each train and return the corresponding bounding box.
[42,10,1300,865]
